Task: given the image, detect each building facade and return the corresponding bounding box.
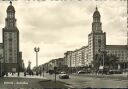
[0,43,3,63]
[43,7,128,71]
[63,7,128,69]
[0,43,4,74]
[1,2,22,72]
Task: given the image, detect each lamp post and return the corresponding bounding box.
[0,59,2,77]
[102,51,104,68]
[43,67,44,77]
[54,66,57,83]
[34,47,40,67]
[0,56,3,77]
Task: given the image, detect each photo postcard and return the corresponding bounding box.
[0,0,127,89]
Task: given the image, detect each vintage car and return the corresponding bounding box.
[59,73,69,79]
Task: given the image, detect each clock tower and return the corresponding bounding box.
[2,1,20,72]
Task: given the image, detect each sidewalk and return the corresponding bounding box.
[4,72,47,79]
[2,73,70,88]
[76,73,128,80]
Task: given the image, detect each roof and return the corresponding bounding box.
[7,1,15,13]
[74,46,88,52]
[93,7,100,18]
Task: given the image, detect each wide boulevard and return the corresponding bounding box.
[45,73,128,88]
[0,73,128,88]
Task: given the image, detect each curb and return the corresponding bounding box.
[81,74,128,80]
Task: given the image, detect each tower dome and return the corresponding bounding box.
[93,7,100,18]
[6,1,15,13]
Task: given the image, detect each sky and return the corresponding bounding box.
[0,0,127,68]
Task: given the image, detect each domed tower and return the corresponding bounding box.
[92,7,102,33]
[5,1,16,28]
[2,1,20,72]
[88,7,106,63]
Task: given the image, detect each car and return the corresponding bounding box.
[55,71,60,74]
[98,69,109,74]
[60,71,66,74]
[46,71,49,73]
[109,70,122,74]
[59,73,69,79]
[77,70,86,74]
[0,72,5,77]
[122,68,128,72]
[48,70,54,75]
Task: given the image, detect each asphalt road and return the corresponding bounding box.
[44,73,128,88]
[0,73,128,88]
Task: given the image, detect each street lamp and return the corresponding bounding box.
[43,67,44,77]
[102,51,105,67]
[54,66,57,83]
[0,58,2,77]
[34,47,40,67]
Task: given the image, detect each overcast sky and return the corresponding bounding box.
[0,0,127,68]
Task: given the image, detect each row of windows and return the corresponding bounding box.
[7,13,15,18]
[107,50,126,54]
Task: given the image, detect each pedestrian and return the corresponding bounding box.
[24,72,26,76]
[12,72,14,76]
[6,72,8,76]
[18,72,20,77]
[36,71,38,76]
[39,70,42,76]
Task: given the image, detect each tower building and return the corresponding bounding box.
[63,7,128,69]
[88,7,106,62]
[2,1,20,72]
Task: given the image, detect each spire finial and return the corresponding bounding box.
[96,5,98,11]
[127,30,128,45]
[10,1,12,5]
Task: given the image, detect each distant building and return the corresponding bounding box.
[47,59,56,70]
[64,51,72,67]
[0,43,3,63]
[0,43,4,73]
[43,63,49,71]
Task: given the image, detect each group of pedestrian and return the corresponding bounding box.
[23,70,42,76]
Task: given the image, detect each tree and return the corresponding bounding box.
[92,53,102,71]
[93,51,119,71]
[105,54,119,69]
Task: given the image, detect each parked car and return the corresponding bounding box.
[0,72,5,77]
[59,73,69,79]
[55,71,60,74]
[46,71,49,73]
[109,70,122,74]
[48,70,54,75]
[77,70,86,74]
[60,71,66,74]
[122,68,128,72]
